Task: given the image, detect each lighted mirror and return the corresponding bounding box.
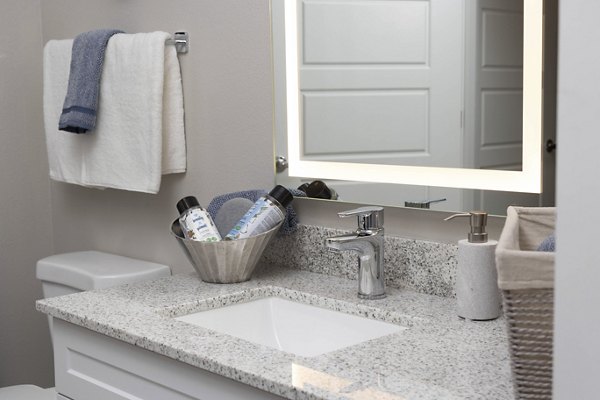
[272,0,553,214]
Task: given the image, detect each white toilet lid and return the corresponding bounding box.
[0,385,55,400]
[36,250,171,290]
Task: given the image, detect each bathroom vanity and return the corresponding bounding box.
[38,265,513,400]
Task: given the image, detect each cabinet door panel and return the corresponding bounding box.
[53,319,283,400]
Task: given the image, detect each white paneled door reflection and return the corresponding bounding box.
[299,0,463,170]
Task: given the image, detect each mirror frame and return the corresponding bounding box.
[283,0,543,193]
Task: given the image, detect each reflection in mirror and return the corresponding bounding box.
[272,0,555,215]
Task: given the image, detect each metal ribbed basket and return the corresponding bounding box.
[171,219,281,284]
[496,207,556,400]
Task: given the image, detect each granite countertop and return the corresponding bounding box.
[36,266,514,400]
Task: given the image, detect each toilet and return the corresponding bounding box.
[0,251,171,400]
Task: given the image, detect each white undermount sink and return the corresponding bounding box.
[175,297,406,357]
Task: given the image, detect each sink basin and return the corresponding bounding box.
[175,297,406,357]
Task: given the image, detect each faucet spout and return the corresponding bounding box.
[325,231,385,300]
[325,233,371,252]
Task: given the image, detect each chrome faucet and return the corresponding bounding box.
[325,206,385,299]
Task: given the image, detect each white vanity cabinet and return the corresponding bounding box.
[52,319,284,400]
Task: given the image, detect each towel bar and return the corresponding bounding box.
[166,32,189,54]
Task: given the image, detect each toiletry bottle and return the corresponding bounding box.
[225,185,293,240]
[445,211,500,320]
[176,196,221,242]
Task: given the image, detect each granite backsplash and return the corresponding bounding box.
[261,224,458,298]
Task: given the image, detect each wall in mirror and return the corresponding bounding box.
[272,0,556,216]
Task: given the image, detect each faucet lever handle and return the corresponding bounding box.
[338,206,384,230]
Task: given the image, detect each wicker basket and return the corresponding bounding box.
[496,207,556,400]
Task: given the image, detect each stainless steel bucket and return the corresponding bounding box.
[170,220,281,283]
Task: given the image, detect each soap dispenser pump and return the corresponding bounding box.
[445,211,500,320]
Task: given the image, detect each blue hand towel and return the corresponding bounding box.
[207,189,305,235]
[537,233,556,252]
[58,29,123,134]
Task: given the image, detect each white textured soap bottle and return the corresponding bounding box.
[445,211,500,321]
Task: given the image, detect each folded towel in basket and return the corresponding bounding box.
[58,29,123,134]
[537,233,556,252]
[43,32,186,193]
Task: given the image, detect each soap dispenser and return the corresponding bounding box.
[445,211,500,320]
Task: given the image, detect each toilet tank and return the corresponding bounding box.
[36,251,171,299]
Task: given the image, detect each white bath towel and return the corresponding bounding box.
[43,32,186,194]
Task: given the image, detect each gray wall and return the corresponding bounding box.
[0,0,55,388]
[553,0,600,397]
[42,0,274,272]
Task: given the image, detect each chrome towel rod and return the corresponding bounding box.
[166,32,189,54]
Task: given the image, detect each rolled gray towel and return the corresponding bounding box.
[214,198,254,237]
[207,188,305,235]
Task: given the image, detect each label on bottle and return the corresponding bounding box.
[179,208,221,242]
[225,197,284,240]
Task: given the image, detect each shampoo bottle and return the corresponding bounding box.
[176,196,221,242]
[445,211,500,320]
[225,185,293,240]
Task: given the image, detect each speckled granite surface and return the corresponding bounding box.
[37,268,513,400]
[263,225,458,297]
